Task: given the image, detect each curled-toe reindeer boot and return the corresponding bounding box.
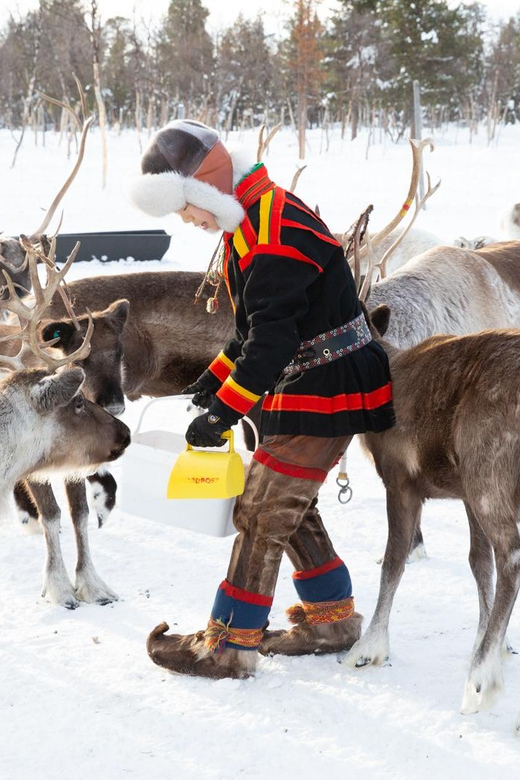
[147,621,258,679]
[259,597,362,656]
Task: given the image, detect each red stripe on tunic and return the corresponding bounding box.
[235,165,275,210]
[217,382,257,415]
[269,188,286,244]
[284,192,332,231]
[222,236,235,313]
[220,580,273,607]
[262,383,393,414]
[238,244,324,273]
[281,218,341,247]
[208,356,233,383]
[240,214,257,247]
[253,448,328,483]
[293,556,344,580]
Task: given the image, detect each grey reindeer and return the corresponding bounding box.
[0,242,130,608]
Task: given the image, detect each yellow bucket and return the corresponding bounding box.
[167,430,245,500]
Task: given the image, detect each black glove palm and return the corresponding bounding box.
[186,413,230,448]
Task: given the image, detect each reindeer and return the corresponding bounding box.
[3,299,129,534]
[0,240,131,609]
[3,81,134,545]
[2,82,136,604]
[365,240,520,560]
[341,300,520,724]
[42,269,233,400]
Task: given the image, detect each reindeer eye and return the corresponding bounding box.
[74,394,85,412]
[52,329,61,340]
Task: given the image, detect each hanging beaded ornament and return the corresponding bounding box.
[194,234,225,314]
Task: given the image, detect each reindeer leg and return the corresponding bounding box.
[465,501,494,650]
[461,509,520,714]
[29,481,79,609]
[86,468,117,528]
[343,480,422,668]
[13,480,41,535]
[66,479,118,605]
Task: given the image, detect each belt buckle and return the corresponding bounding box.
[296,346,315,360]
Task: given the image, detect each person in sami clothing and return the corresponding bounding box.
[129,119,394,679]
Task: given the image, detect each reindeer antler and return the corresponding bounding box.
[31,77,94,241]
[344,206,373,295]
[376,169,441,278]
[0,78,95,372]
[257,123,282,162]
[289,165,307,193]
[352,138,439,281]
[0,242,93,371]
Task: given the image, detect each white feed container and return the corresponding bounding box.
[120,398,253,537]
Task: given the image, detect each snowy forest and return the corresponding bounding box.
[1,0,520,156]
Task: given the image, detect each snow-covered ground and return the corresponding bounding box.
[1,122,520,779]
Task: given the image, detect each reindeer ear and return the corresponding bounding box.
[31,367,85,412]
[105,299,129,333]
[369,304,391,336]
[41,320,76,349]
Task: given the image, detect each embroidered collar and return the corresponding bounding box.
[234,163,275,211]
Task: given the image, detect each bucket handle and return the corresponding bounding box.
[133,394,260,450]
[133,395,193,436]
[185,429,235,452]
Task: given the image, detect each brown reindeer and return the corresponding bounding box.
[43,270,234,400]
[342,302,520,719]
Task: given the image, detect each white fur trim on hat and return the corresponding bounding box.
[229,148,257,186]
[127,171,186,217]
[128,171,245,232]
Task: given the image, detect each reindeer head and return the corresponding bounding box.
[40,299,130,415]
[0,366,130,485]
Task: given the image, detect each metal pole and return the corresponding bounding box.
[413,79,425,206]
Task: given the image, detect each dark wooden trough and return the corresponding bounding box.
[55,230,171,263]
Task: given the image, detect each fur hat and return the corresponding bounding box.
[128,120,246,232]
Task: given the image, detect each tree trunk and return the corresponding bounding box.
[297,90,307,160]
[92,61,108,188]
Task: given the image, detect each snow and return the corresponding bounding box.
[1,122,520,779]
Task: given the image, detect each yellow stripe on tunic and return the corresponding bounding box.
[217,351,235,371]
[258,190,274,244]
[223,376,261,403]
[233,226,250,258]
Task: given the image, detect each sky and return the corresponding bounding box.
[1,0,520,35]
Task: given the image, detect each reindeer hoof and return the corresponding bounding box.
[75,575,119,605]
[95,596,118,606]
[503,638,517,656]
[42,579,80,609]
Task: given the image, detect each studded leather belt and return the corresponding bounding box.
[283,313,372,376]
